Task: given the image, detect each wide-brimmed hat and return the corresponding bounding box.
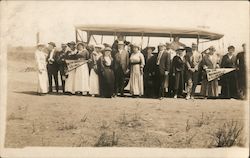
[185,47,192,53]
[132,43,141,48]
[192,43,198,47]
[146,45,155,51]
[118,41,125,45]
[103,47,112,52]
[165,43,171,48]
[158,43,166,47]
[61,43,67,47]
[48,42,56,47]
[176,46,185,52]
[67,41,76,46]
[76,42,86,47]
[208,46,216,52]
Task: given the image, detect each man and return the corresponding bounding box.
[220,46,238,99]
[156,43,171,99]
[190,43,202,98]
[111,34,130,57]
[170,36,186,51]
[46,42,59,93]
[166,42,176,97]
[56,43,68,93]
[236,43,247,99]
[114,41,130,97]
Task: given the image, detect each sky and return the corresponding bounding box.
[0,1,249,53]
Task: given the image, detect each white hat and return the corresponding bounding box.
[118,41,125,45]
[37,43,45,47]
[132,43,141,48]
[95,44,104,49]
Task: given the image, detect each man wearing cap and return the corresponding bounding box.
[56,43,68,93]
[220,45,238,99]
[35,43,49,95]
[236,43,247,99]
[155,43,171,99]
[113,41,129,97]
[46,42,59,93]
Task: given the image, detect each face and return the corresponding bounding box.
[118,44,124,50]
[177,50,184,56]
[147,48,153,54]
[228,48,235,54]
[77,44,84,51]
[117,35,124,41]
[133,46,139,52]
[192,45,198,51]
[61,45,67,51]
[159,46,165,51]
[209,50,214,55]
[95,47,101,52]
[48,44,54,51]
[69,45,75,50]
[38,46,44,51]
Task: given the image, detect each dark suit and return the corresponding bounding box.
[114,49,129,96]
[46,49,59,93]
[220,54,238,98]
[56,50,67,92]
[156,51,171,98]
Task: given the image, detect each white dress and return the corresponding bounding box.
[89,52,102,95]
[74,50,90,93]
[129,52,145,95]
[35,50,49,94]
[65,50,77,93]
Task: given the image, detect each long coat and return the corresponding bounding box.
[236,51,246,97]
[200,54,219,97]
[172,55,185,95]
[114,49,130,74]
[220,54,238,98]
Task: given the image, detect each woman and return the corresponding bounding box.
[99,47,115,98]
[65,41,77,94]
[220,45,238,99]
[172,47,186,99]
[74,42,90,95]
[128,43,145,97]
[143,46,157,98]
[35,43,49,95]
[200,46,220,98]
[89,44,103,96]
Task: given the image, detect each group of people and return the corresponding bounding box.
[35,35,247,100]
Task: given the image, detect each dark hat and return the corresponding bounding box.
[176,46,185,52]
[48,42,56,47]
[76,42,86,47]
[146,45,155,51]
[67,41,76,46]
[228,45,235,50]
[185,47,192,53]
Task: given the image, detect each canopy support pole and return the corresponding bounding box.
[101,35,103,44]
[147,36,150,46]
[75,29,78,43]
[197,34,200,50]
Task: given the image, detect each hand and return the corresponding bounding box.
[140,68,143,74]
[203,65,208,70]
[190,68,195,72]
[172,73,175,76]
[125,69,130,74]
[39,69,43,73]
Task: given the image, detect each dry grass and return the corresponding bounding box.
[209,120,244,147]
[116,112,143,128]
[7,113,24,121]
[57,121,77,131]
[94,131,118,147]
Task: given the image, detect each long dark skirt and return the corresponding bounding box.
[221,71,238,98]
[173,71,184,96]
[101,67,115,98]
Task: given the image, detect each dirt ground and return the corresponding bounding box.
[4,49,249,148]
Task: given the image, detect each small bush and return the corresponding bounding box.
[94,131,118,147]
[209,120,244,147]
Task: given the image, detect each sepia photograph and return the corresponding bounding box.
[0,1,249,158]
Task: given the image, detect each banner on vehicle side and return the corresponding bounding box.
[65,59,88,73]
[206,68,236,81]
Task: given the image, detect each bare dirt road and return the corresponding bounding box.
[4,51,249,148]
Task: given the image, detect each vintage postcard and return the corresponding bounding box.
[0,1,249,158]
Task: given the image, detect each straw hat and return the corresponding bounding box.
[95,44,104,49]
[118,41,125,45]
[76,42,86,47]
[146,45,155,51]
[158,43,166,47]
[132,43,141,48]
[37,43,45,47]
[104,47,112,52]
